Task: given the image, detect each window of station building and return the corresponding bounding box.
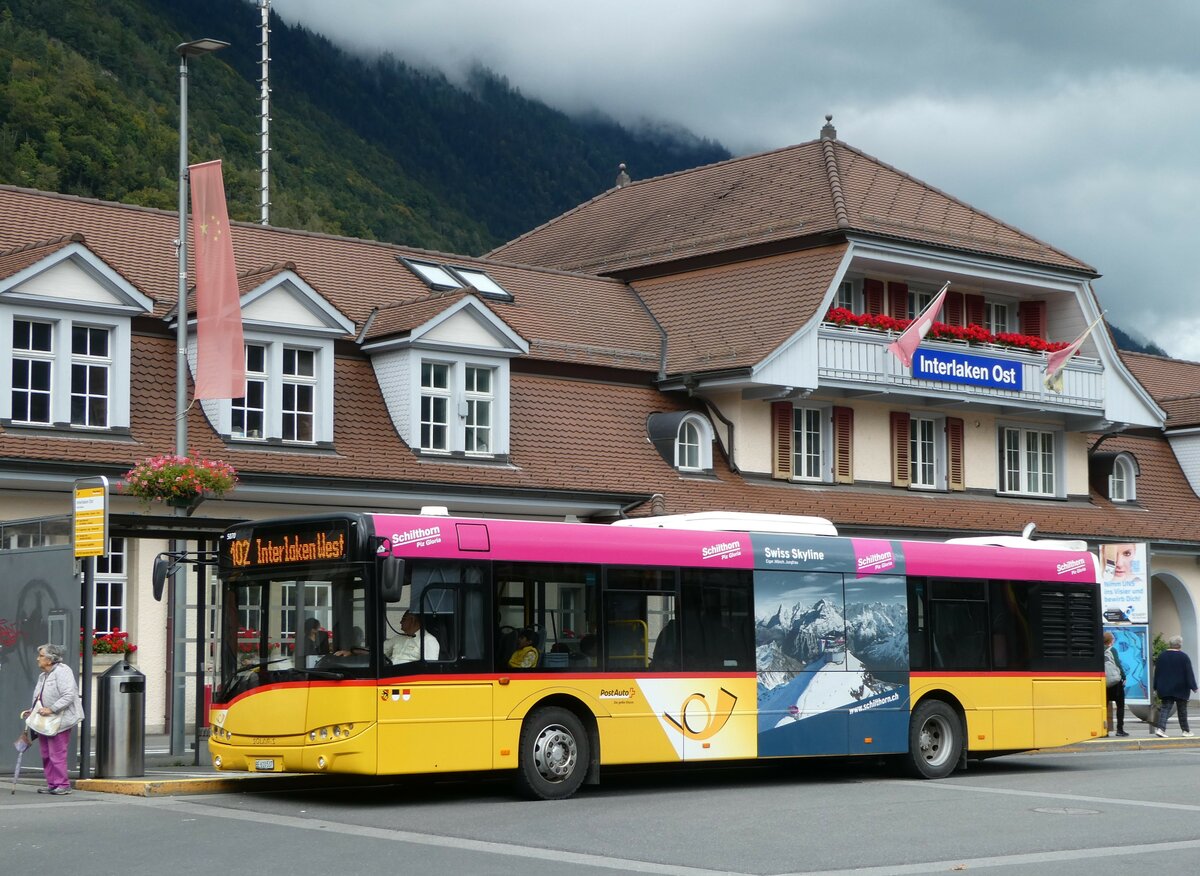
[907,288,934,320]
[793,406,828,481]
[985,301,1012,335]
[675,414,714,472]
[87,537,126,634]
[400,257,513,301]
[1109,454,1137,503]
[892,412,963,492]
[834,279,858,311]
[999,425,1060,498]
[229,340,329,445]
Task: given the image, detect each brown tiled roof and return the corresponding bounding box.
[0,232,87,282]
[632,244,847,373]
[490,139,1094,276]
[365,290,505,342]
[0,186,659,368]
[1120,351,1200,428]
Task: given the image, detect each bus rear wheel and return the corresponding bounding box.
[905,700,962,779]
[516,706,589,800]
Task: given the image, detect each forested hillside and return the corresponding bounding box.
[0,0,729,254]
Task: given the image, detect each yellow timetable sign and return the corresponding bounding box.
[74,482,108,558]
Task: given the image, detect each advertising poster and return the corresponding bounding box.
[1099,543,1149,624]
[1105,625,1150,705]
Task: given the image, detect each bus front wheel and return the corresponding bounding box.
[905,700,962,779]
[516,706,589,800]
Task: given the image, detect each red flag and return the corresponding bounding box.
[886,281,950,368]
[1043,314,1104,393]
[189,160,245,400]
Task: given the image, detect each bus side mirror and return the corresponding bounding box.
[152,554,171,602]
[380,558,405,603]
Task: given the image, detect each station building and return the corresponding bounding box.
[0,118,1194,733]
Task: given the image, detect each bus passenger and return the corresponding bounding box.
[304,618,330,657]
[385,611,440,663]
[508,629,539,669]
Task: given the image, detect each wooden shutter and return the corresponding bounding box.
[965,294,986,327]
[947,417,965,491]
[1019,300,1046,339]
[887,281,908,319]
[945,291,964,326]
[890,412,911,488]
[833,406,854,484]
[863,279,884,315]
[771,402,793,480]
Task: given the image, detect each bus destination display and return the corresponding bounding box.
[226,522,348,568]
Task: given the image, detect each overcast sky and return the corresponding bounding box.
[272,0,1200,361]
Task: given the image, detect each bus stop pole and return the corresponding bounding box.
[80,556,94,780]
[193,547,206,766]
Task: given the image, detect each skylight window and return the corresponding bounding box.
[447,266,512,300]
[400,257,513,300]
[403,258,462,290]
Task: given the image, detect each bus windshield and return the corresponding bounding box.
[215,563,372,702]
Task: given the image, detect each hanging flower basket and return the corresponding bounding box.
[123,454,237,505]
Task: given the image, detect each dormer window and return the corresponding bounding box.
[400,257,513,301]
[1109,453,1137,503]
[675,414,713,471]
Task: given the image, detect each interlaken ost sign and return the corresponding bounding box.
[912,348,1023,391]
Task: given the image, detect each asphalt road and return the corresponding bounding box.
[5,747,1200,875]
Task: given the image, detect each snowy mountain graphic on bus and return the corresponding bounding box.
[753,573,910,756]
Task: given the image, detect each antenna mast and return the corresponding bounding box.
[258,0,271,224]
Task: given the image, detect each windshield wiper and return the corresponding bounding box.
[292,667,345,680]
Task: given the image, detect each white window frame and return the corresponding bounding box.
[463,365,493,454]
[908,288,934,320]
[70,324,112,428]
[792,406,832,483]
[91,537,127,634]
[675,414,714,472]
[834,279,858,312]
[231,344,268,439]
[985,300,1012,335]
[217,334,334,444]
[909,414,947,490]
[420,361,452,452]
[412,356,509,457]
[1110,454,1137,502]
[999,424,1061,498]
[1,308,133,430]
[282,346,317,443]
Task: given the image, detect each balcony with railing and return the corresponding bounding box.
[817,323,1104,412]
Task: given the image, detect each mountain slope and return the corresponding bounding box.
[0,0,729,254]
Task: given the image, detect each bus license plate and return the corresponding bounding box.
[255,759,275,771]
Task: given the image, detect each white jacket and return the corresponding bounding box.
[32,662,83,732]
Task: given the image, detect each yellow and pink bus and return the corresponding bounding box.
[209,510,1105,798]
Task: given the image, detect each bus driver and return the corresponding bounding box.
[385,611,440,663]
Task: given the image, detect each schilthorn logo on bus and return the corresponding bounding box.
[392,526,443,549]
[857,551,894,573]
[702,540,742,561]
[1057,558,1089,577]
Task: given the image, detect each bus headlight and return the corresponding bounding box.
[317,756,327,770]
[213,755,222,769]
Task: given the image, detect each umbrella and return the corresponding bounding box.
[12,732,30,793]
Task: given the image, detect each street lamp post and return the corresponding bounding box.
[171,37,228,758]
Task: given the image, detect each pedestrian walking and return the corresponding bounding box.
[1153,635,1198,738]
[20,643,83,794]
[1103,632,1128,736]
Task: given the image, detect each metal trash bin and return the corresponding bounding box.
[95,660,145,778]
